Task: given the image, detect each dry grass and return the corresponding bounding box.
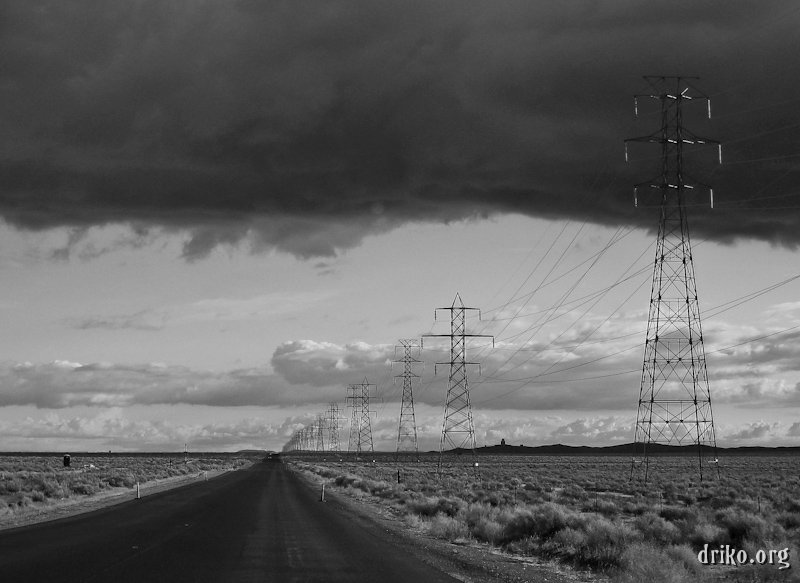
[0,453,254,521]
[290,454,800,582]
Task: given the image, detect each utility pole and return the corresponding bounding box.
[393,339,421,461]
[423,293,494,468]
[625,76,721,483]
[347,378,375,459]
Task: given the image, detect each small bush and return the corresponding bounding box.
[541,527,586,561]
[716,508,777,546]
[622,501,649,515]
[106,475,136,488]
[70,482,96,496]
[8,493,33,508]
[634,513,681,545]
[506,535,538,556]
[472,516,504,543]
[690,520,727,547]
[407,496,463,518]
[614,542,698,583]
[367,480,394,498]
[578,517,633,570]
[426,514,469,541]
[1,479,20,494]
[464,504,503,543]
[777,511,800,530]
[659,506,693,522]
[507,503,570,541]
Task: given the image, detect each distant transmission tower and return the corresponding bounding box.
[625,76,722,483]
[326,402,342,452]
[423,293,494,468]
[393,339,422,461]
[315,414,325,452]
[347,378,375,458]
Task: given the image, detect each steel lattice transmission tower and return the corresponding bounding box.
[315,415,325,452]
[347,378,375,458]
[423,293,494,467]
[325,402,343,452]
[393,339,422,461]
[625,76,722,483]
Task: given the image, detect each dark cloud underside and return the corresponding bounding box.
[2,1,800,258]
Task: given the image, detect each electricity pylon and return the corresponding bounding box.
[393,339,421,461]
[326,402,343,452]
[423,293,494,468]
[315,414,325,452]
[347,378,375,458]
[625,76,721,483]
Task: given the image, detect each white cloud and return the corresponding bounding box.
[724,420,780,442]
[0,408,307,451]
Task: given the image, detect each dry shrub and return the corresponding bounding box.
[403,513,425,530]
[540,527,586,560]
[502,502,571,543]
[613,542,703,583]
[333,474,359,488]
[659,506,693,522]
[595,499,619,517]
[715,508,780,546]
[70,481,96,496]
[634,512,682,545]
[0,479,21,494]
[426,514,469,541]
[777,511,800,530]
[464,503,502,543]
[622,501,649,515]
[664,545,704,577]
[407,496,463,518]
[578,517,634,570]
[690,521,727,547]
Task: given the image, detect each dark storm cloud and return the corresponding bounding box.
[3,1,800,258]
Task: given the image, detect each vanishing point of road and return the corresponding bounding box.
[0,458,461,582]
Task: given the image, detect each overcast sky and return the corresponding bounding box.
[1,1,800,452]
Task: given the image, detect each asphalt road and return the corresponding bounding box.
[0,458,460,582]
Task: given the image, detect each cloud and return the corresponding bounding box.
[0,360,295,408]
[724,420,779,441]
[67,291,333,331]
[0,408,309,451]
[4,308,800,413]
[2,2,800,259]
[549,416,633,444]
[271,339,394,387]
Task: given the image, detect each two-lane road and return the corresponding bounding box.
[0,459,460,582]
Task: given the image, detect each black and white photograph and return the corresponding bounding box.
[1,2,799,581]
